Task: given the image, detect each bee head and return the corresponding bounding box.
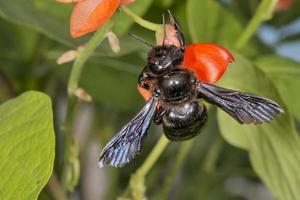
[147,45,183,76]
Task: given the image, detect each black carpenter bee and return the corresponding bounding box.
[99,12,284,168]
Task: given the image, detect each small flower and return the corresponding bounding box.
[275,0,294,11]
[57,0,135,38]
[56,45,86,64]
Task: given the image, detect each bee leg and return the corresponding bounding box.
[138,73,150,89]
[138,67,153,90]
[154,107,166,125]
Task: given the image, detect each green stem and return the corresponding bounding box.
[47,174,68,200]
[202,136,224,173]
[0,71,16,99]
[129,134,169,200]
[61,97,78,190]
[67,21,113,95]
[158,140,193,200]
[137,134,170,176]
[120,6,161,32]
[61,19,113,194]
[234,0,278,50]
[120,135,170,199]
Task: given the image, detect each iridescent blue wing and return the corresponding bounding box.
[99,97,158,168]
[196,82,284,124]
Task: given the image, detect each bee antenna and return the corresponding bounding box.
[167,10,174,24]
[128,33,154,48]
[162,13,167,46]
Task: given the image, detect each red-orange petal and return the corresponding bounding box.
[182,43,234,84]
[70,0,120,38]
[137,86,152,101]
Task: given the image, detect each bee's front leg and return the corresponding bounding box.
[154,107,166,125]
[138,66,153,90]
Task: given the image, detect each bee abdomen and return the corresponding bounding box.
[162,101,207,141]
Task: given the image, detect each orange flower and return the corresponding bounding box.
[57,0,135,38]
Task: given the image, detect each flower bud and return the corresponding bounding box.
[107,31,120,53]
[74,88,92,102]
[57,50,77,65]
[156,24,181,47]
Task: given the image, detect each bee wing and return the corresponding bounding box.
[99,97,158,168]
[196,82,284,124]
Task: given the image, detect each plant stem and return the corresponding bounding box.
[234,0,277,50]
[47,174,68,200]
[202,136,224,173]
[0,71,16,99]
[158,140,193,200]
[61,97,78,190]
[67,21,113,95]
[119,134,170,199]
[120,6,161,32]
[137,134,170,176]
[61,20,113,194]
[129,134,170,200]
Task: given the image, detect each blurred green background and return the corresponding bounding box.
[0,0,300,200]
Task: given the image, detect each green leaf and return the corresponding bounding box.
[186,0,243,47]
[96,38,148,57]
[154,0,175,8]
[0,0,74,47]
[80,57,144,111]
[32,0,72,22]
[230,0,258,20]
[255,55,300,120]
[186,0,270,57]
[0,0,147,57]
[217,52,300,200]
[0,91,55,200]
